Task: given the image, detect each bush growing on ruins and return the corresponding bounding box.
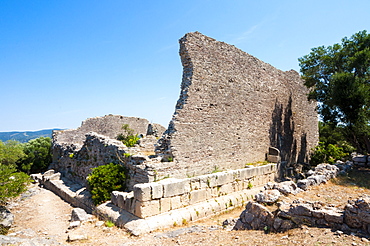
[117,124,140,147]
[87,163,127,205]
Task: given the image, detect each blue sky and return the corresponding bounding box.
[1,0,369,132]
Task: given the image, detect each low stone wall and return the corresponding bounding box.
[111,164,277,218]
[234,196,370,234]
[31,170,95,213]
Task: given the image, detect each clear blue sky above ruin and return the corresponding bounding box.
[1,0,369,132]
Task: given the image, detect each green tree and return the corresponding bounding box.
[299,30,370,152]
[0,140,25,167]
[17,137,52,174]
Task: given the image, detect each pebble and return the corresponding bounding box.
[362,238,369,242]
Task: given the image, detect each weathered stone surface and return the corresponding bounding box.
[0,206,13,230]
[133,183,152,202]
[135,200,160,218]
[68,221,81,229]
[161,178,190,198]
[156,31,318,179]
[71,208,90,222]
[151,182,163,199]
[255,190,281,203]
[0,235,65,246]
[50,115,165,189]
[67,232,88,242]
[234,202,274,230]
[266,181,302,195]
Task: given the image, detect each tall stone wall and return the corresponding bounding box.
[156,32,318,178]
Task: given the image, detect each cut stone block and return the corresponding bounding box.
[134,200,160,218]
[215,172,234,186]
[189,189,207,205]
[151,182,163,199]
[161,178,190,197]
[133,183,152,202]
[170,196,182,210]
[160,197,171,213]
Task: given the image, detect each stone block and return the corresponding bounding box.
[189,189,207,205]
[160,197,171,213]
[161,178,190,197]
[233,180,243,192]
[43,169,55,177]
[239,168,253,180]
[151,182,163,199]
[180,193,190,207]
[190,177,201,190]
[134,200,160,218]
[202,174,218,188]
[218,183,234,195]
[267,155,280,163]
[133,183,152,202]
[215,172,234,186]
[170,196,182,210]
[49,173,61,180]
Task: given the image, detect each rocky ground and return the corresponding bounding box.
[3,167,370,246]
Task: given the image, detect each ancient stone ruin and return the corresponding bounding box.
[51,115,166,189]
[156,31,318,178]
[51,32,318,189]
[45,32,319,234]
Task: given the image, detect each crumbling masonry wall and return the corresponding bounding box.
[51,115,165,188]
[156,32,318,178]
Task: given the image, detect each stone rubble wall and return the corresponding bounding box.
[233,162,370,233]
[50,115,165,188]
[111,164,276,218]
[156,32,318,179]
[234,196,370,234]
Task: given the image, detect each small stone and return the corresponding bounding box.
[281,235,289,239]
[69,221,81,229]
[362,238,369,242]
[352,242,357,246]
[67,232,88,242]
[95,221,105,227]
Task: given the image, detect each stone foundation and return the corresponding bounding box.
[111,164,276,218]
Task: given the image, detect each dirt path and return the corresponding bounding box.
[6,176,370,246]
[8,184,73,242]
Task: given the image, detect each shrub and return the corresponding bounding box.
[117,124,140,147]
[310,142,349,165]
[0,164,30,205]
[87,163,127,205]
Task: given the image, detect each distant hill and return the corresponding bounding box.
[0,129,62,143]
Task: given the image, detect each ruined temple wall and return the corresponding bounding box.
[157,32,318,178]
[50,115,165,187]
[54,115,152,146]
